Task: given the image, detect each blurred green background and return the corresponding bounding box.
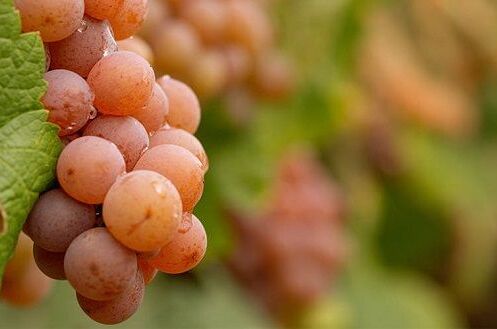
[6,0,497,328]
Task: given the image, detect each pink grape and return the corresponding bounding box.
[83,116,149,171]
[87,51,155,116]
[84,0,123,20]
[14,0,84,42]
[49,15,118,78]
[132,83,169,133]
[57,136,126,204]
[33,245,66,280]
[134,144,205,211]
[77,271,144,324]
[109,0,148,40]
[148,213,207,274]
[157,76,201,134]
[42,69,95,136]
[150,127,208,171]
[24,189,96,252]
[64,228,137,301]
[103,170,183,251]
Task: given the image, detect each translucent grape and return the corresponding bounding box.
[149,213,207,274]
[179,0,228,44]
[138,257,158,285]
[2,233,33,282]
[42,70,94,136]
[65,228,137,301]
[57,136,126,204]
[1,260,53,307]
[138,0,169,39]
[83,116,149,171]
[157,76,201,134]
[33,245,66,280]
[14,0,84,42]
[49,16,118,78]
[103,170,183,251]
[117,37,155,64]
[225,0,273,54]
[151,21,201,75]
[87,51,155,115]
[132,83,169,133]
[134,145,204,211]
[77,271,144,324]
[109,0,148,40]
[85,0,123,20]
[187,50,228,99]
[24,189,96,252]
[150,128,208,172]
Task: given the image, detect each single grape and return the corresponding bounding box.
[33,245,66,280]
[24,189,96,252]
[109,0,148,40]
[117,37,155,64]
[42,70,95,136]
[87,51,155,116]
[83,116,149,171]
[150,128,208,172]
[103,170,183,251]
[148,213,207,274]
[134,145,204,211]
[225,0,273,54]
[77,271,144,325]
[1,260,53,307]
[14,0,84,42]
[138,257,158,284]
[132,83,169,133]
[57,136,126,204]
[49,15,118,78]
[179,0,228,44]
[187,50,228,99]
[151,21,201,76]
[157,76,201,134]
[65,228,137,301]
[84,0,123,20]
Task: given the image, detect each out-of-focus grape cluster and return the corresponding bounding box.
[120,0,295,111]
[229,150,346,325]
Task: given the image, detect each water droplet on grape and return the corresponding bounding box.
[89,106,98,119]
[151,181,166,197]
[77,20,88,33]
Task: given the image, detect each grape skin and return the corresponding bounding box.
[150,127,209,172]
[109,0,148,40]
[83,116,149,171]
[49,16,118,78]
[103,170,183,252]
[14,0,85,42]
[138,257,158,285]
[64,228,137,301]
[132,83,170,133]
[157,76,201,134]
[148,213,207,274]
[57,136,126,204]
[77,271,144,325]
[42,70,95,136]
[134,144,205,212]
[33,245,66,280]
[87,51,155,116]
[84,0,123,20]
[24,189,96,252]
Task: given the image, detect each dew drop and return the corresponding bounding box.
[89,106,98,119]
[77,19,88,33]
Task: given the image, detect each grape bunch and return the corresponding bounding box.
[122,0,295,115]
[9,0,208,324]
[229,150,346,325]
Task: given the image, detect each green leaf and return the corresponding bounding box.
[0,0,62,279]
